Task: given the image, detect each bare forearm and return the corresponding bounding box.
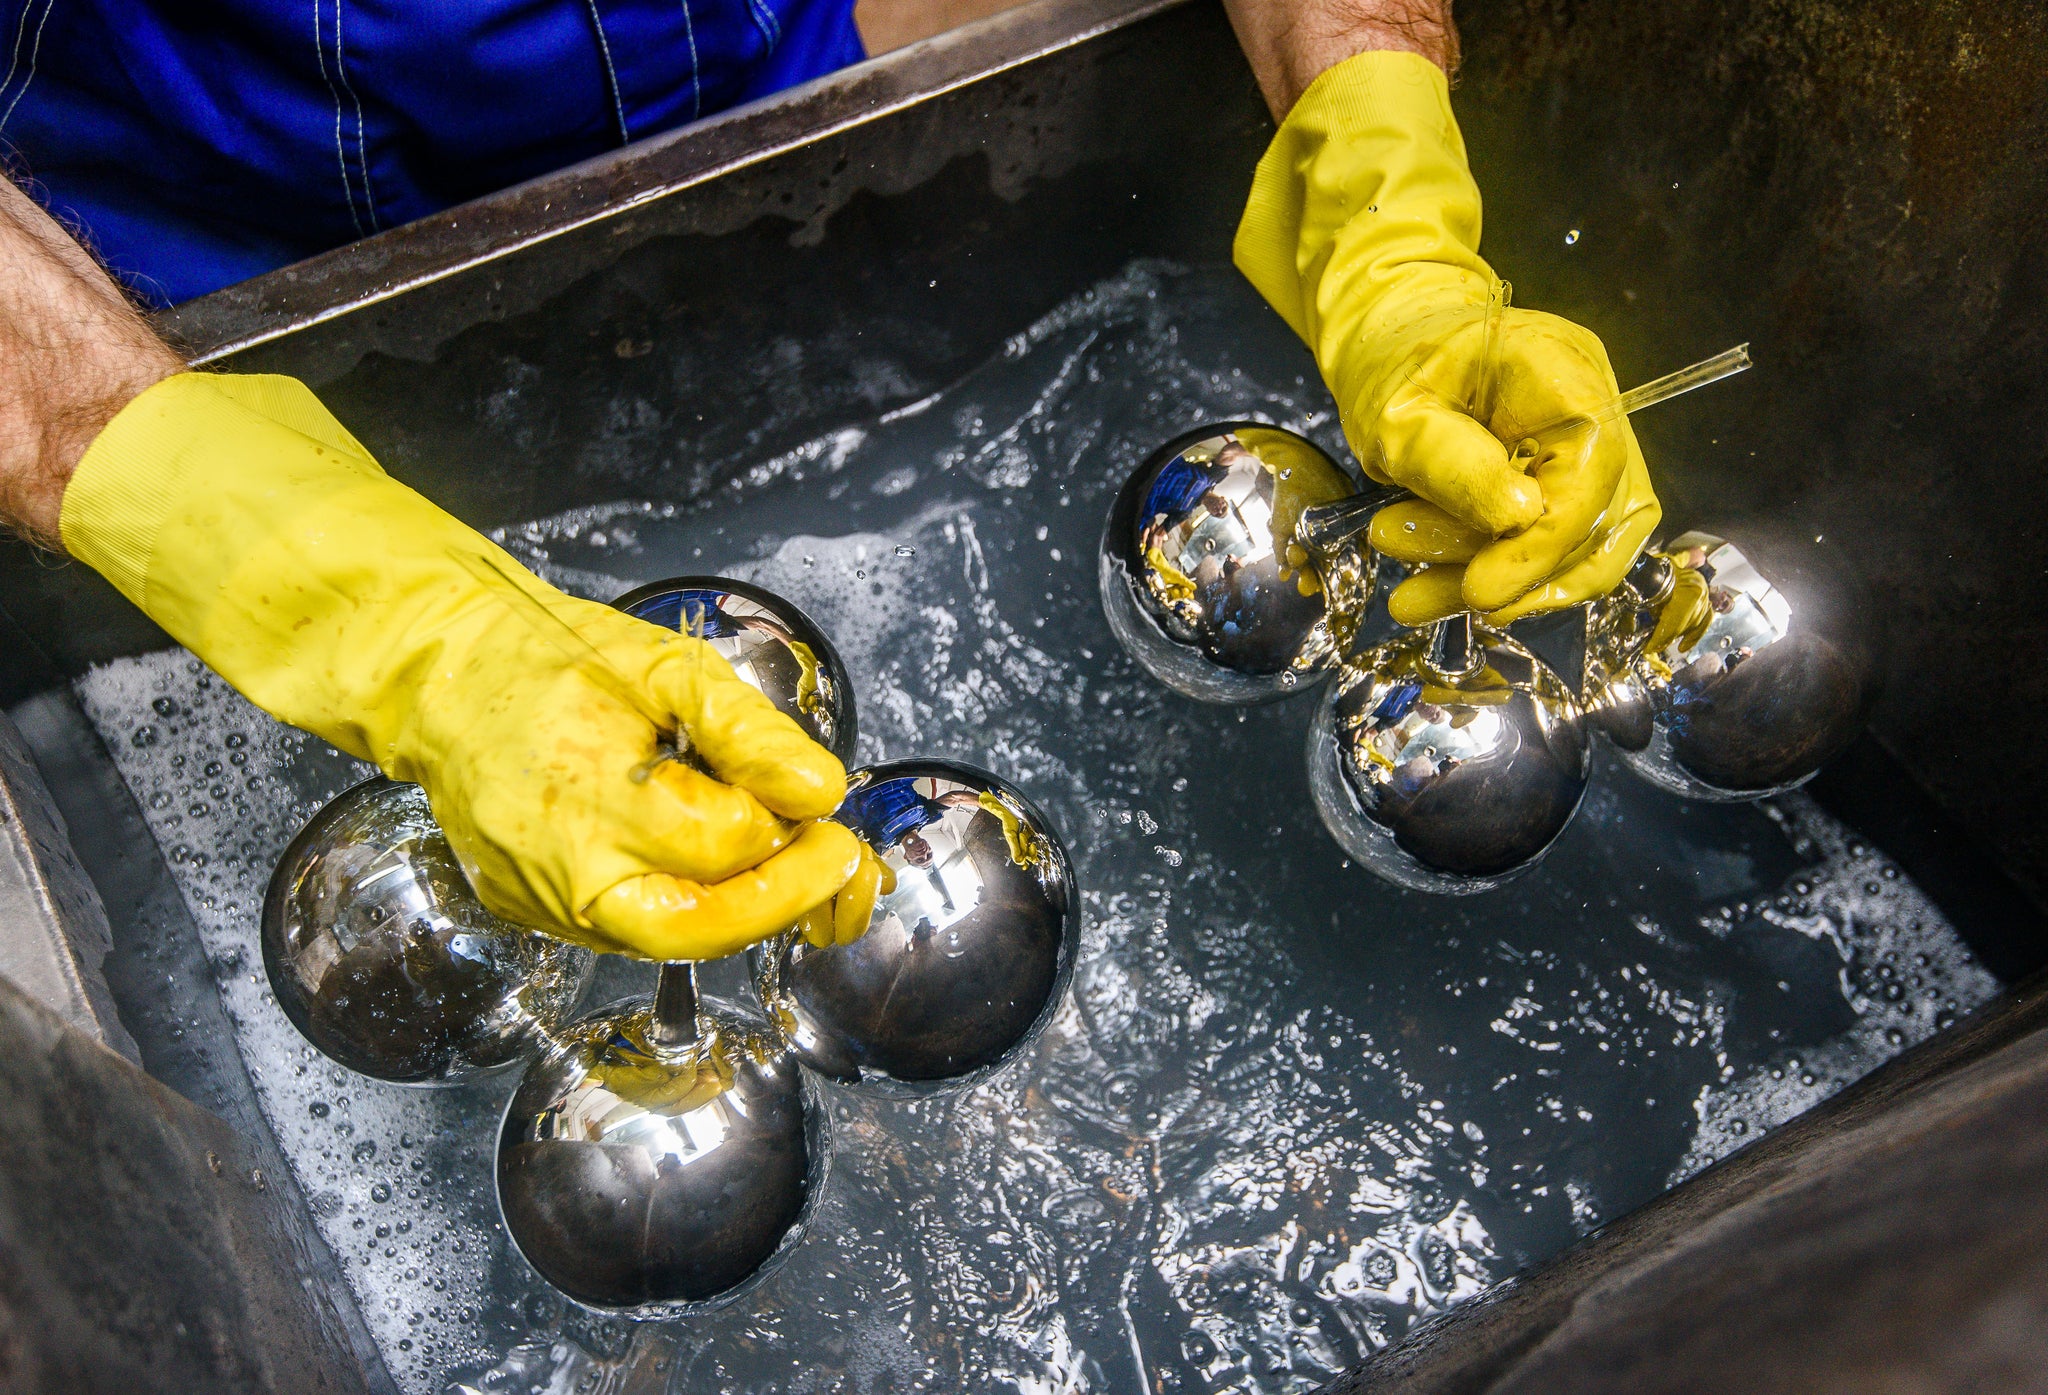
[1221,0,1457,121]
[0,179,183,549]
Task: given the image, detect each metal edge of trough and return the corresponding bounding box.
[155,0,1190,364]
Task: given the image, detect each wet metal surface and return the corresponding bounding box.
[0,707,138,1060]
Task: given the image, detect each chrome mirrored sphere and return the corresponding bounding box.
[497,995,823,1316]
[262,778,594,1084]
[1100,423,1370,703]
[1308,619,1591,894]
[754,760,1077,1091]
[1583,531,1876,801]
[613,575,858,762]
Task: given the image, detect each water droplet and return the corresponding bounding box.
[1279,671,1298,688]
[895,544,916,557]
[1564,229,1581,246]
[856,569,867,579]
[1154,846,1183,867]
[152,697,179,717]
[371,1182,393,1203]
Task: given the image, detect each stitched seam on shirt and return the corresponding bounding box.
[743,0,780,51]
[332,0,378,229]
[0,2,37,108]
[678,0,701,122]
[581,0,630,145]
[0,0,56,134]
[312,0,368,236]
[313,0,365,234]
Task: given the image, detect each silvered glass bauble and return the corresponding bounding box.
[613,575,857,762]
[262,778,593,1084]
[1308,618,1591,894]
[1100,423,1370,703]
[1583,531,1876,801]
[496,988,823,1316]
[754,760,1077,1091]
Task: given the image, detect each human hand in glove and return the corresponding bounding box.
[1229,39,1660,627]
[63,372,867,960]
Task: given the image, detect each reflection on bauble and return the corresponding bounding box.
[756,760,1077,1090]
[1583,532,1875,801]
[614,575,857,762]
[262,778,592,1084]
[1308,618,1590,894]
[1100,423,1369,703]
[496,992,823,1316]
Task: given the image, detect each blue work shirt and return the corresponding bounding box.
[0,0,863,306]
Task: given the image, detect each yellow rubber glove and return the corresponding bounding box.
[1234,50,1660,626]
[793,841,895,948]
[63,372,865,961]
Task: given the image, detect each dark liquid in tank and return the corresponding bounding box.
[76,261,1992,1395]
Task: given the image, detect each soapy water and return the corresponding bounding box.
[75,261,1995,1395]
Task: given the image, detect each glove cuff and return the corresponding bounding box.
[1233,48,1492,361]
[61,372,382,612]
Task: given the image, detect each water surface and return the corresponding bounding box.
[75,261,1993,1395]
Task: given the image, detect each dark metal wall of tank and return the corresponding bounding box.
[0,971,377,1394]
[5,688,400,1391]
[1318,973,2048,1395]
[1444,0,2048,904]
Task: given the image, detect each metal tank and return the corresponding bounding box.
[0,1,2045,1392]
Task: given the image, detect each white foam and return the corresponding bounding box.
[75,655,508,1394]
[1668,795,1997,1183]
